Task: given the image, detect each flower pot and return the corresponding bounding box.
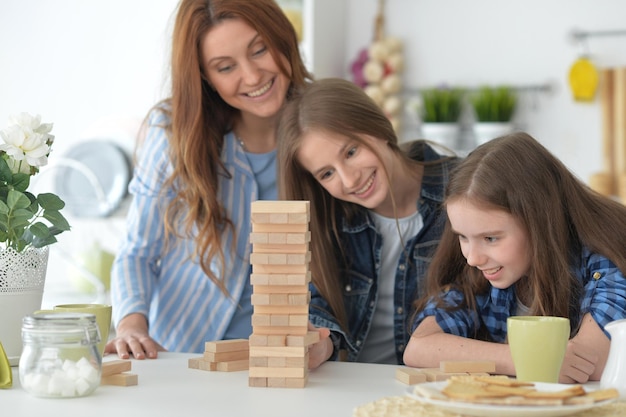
[0,247,49,366]
[420,122,461,150]
[473,122,514,146]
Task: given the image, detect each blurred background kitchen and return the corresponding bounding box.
[1,0,624,307]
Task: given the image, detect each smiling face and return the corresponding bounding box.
[200,18,291,120]
[447,198,532,290]
[296,129,397,215]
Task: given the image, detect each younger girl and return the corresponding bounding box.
[403,132,626,383]
[277,78,458,367]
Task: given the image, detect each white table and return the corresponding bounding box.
[2,353,407,416]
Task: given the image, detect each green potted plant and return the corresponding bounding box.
[0,112,71,365]
[419,86,465,149]
[470,85,517,145]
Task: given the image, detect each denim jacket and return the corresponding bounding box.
[309,142,458,364]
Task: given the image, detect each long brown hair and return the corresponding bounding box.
[277,78,448,332]
[416,132,626,336]
[157,0,311,294]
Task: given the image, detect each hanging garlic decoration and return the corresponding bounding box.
[350,0,405,134]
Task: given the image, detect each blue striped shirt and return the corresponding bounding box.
[412,247,626,341]
[111,109,266,352]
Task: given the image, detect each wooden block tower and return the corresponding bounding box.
[248,201,319,388]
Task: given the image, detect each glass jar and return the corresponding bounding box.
[19,312,102,398]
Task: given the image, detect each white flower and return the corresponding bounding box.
[0,113,53,174]
[8,112,54,145]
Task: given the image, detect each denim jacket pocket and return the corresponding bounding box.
[411,239,440,298]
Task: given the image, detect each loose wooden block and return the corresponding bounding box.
[440,360,496,374]
[188,357,217,371]
[204,349,249,362]
[251,200,309,214]
[101,372,138,386]
[395,367,427,385]
[188,357,202,369]
[216,359,249,372]
[420,368,467,382]
[204,339,249,353]
[102,360,132,377]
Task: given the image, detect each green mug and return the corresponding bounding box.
[53,304,112,358]
[507,316,570,383]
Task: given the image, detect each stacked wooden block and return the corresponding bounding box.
[248,201,318,388]
[188,339,250,372]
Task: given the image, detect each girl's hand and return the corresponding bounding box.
[307,322,332,369]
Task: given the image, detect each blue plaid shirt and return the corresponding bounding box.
[412,247,626,341]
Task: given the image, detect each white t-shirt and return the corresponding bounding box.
[358,210,423,364]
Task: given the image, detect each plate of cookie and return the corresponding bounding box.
[406,375,618,417]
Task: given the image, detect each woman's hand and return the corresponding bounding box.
[307,322,332,369]
[104,313,166,360]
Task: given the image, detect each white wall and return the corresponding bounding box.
[0,0,178,307]
[0,0,177,154]
[344,0,626,184]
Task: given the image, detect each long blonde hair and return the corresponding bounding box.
[278,78,450,332]
[157,0,311,294]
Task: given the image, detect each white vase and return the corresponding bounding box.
[0,246,49,366]
[473,122,514,146]
[420,122,461,150]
